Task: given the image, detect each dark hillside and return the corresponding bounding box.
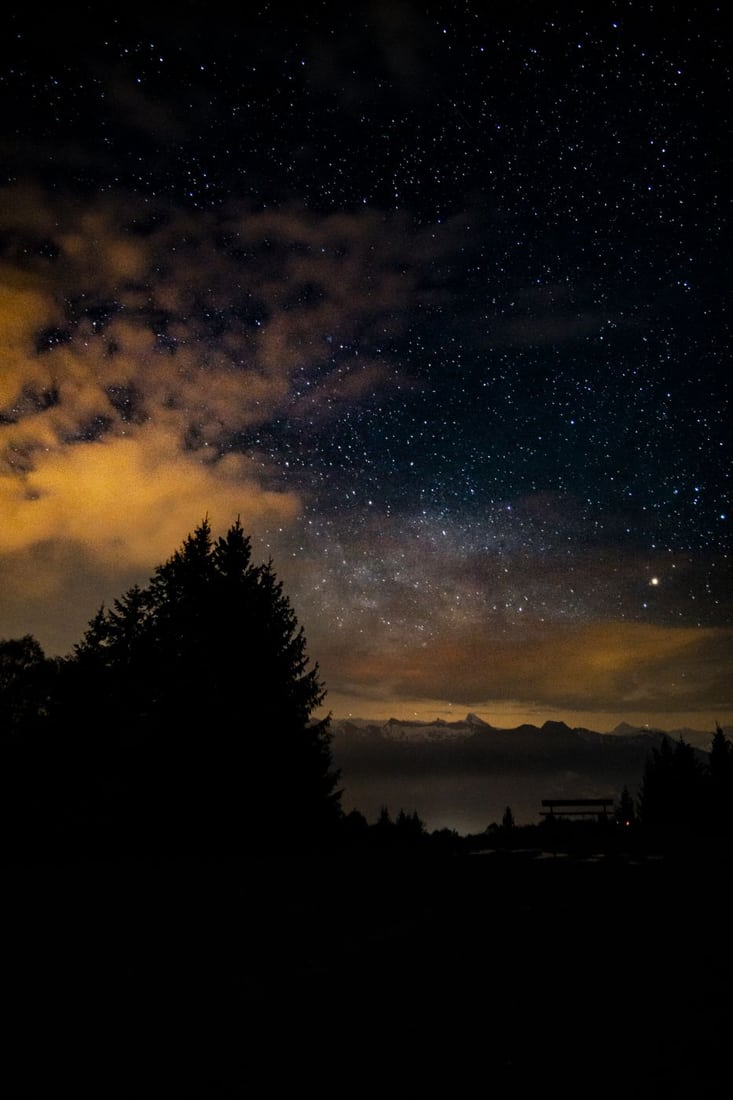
[3,846,728,1096]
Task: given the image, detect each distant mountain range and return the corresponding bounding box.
[329,715,726,834]
[332,713,726,749]
[605,720,729,750]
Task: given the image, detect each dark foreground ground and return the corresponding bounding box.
[2,843,730,1097]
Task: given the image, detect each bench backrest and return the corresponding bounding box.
[540,798,614,817]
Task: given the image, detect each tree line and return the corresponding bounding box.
[635,725,733,833]
[0,519,342,861]
[2,519,731,861]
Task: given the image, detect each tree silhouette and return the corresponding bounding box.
[0,636,59,858]
[707,723,733,833]
[52,518,341,857]
[395,808,427,840]
[638,734,706,831]
[616,786,635,827]
[0,635,56,737]
[633,725,733,847]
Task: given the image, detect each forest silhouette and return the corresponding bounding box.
[1,520,731,1096]
[1,519,342,862]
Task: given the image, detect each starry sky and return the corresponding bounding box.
[1,2,730,731]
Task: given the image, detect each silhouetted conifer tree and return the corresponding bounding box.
[0,635,56,737]
[396,808,426,839]
[616,786,635,827]
[707,723,733,833]
[638,735,704,828]
[53,518,341,858]
[342,808,369,845]
[0,636,61,858]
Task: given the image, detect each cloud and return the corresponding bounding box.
[305,0,441,106]
[0,189,466,501]
[315,617,733,717]
[105,71,188,140]
[0,188,456,463]
[0,183,462,638]
[0,427,300,567]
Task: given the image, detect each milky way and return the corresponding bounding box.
[0,3,729,727]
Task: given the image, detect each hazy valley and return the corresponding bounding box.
[331,714,726,832]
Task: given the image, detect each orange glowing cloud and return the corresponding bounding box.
[0,183,461,596]
[318,619,733,715]
[0,429,299,568]
[0,187,448,466]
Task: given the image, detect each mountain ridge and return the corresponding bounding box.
[330,714,726,751]
[328,714,725,832]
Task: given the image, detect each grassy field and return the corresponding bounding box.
[2,845,729,1096]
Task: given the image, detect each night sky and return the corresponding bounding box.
[1,2,730,730]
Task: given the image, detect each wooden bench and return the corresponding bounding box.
[540,798,614,821]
